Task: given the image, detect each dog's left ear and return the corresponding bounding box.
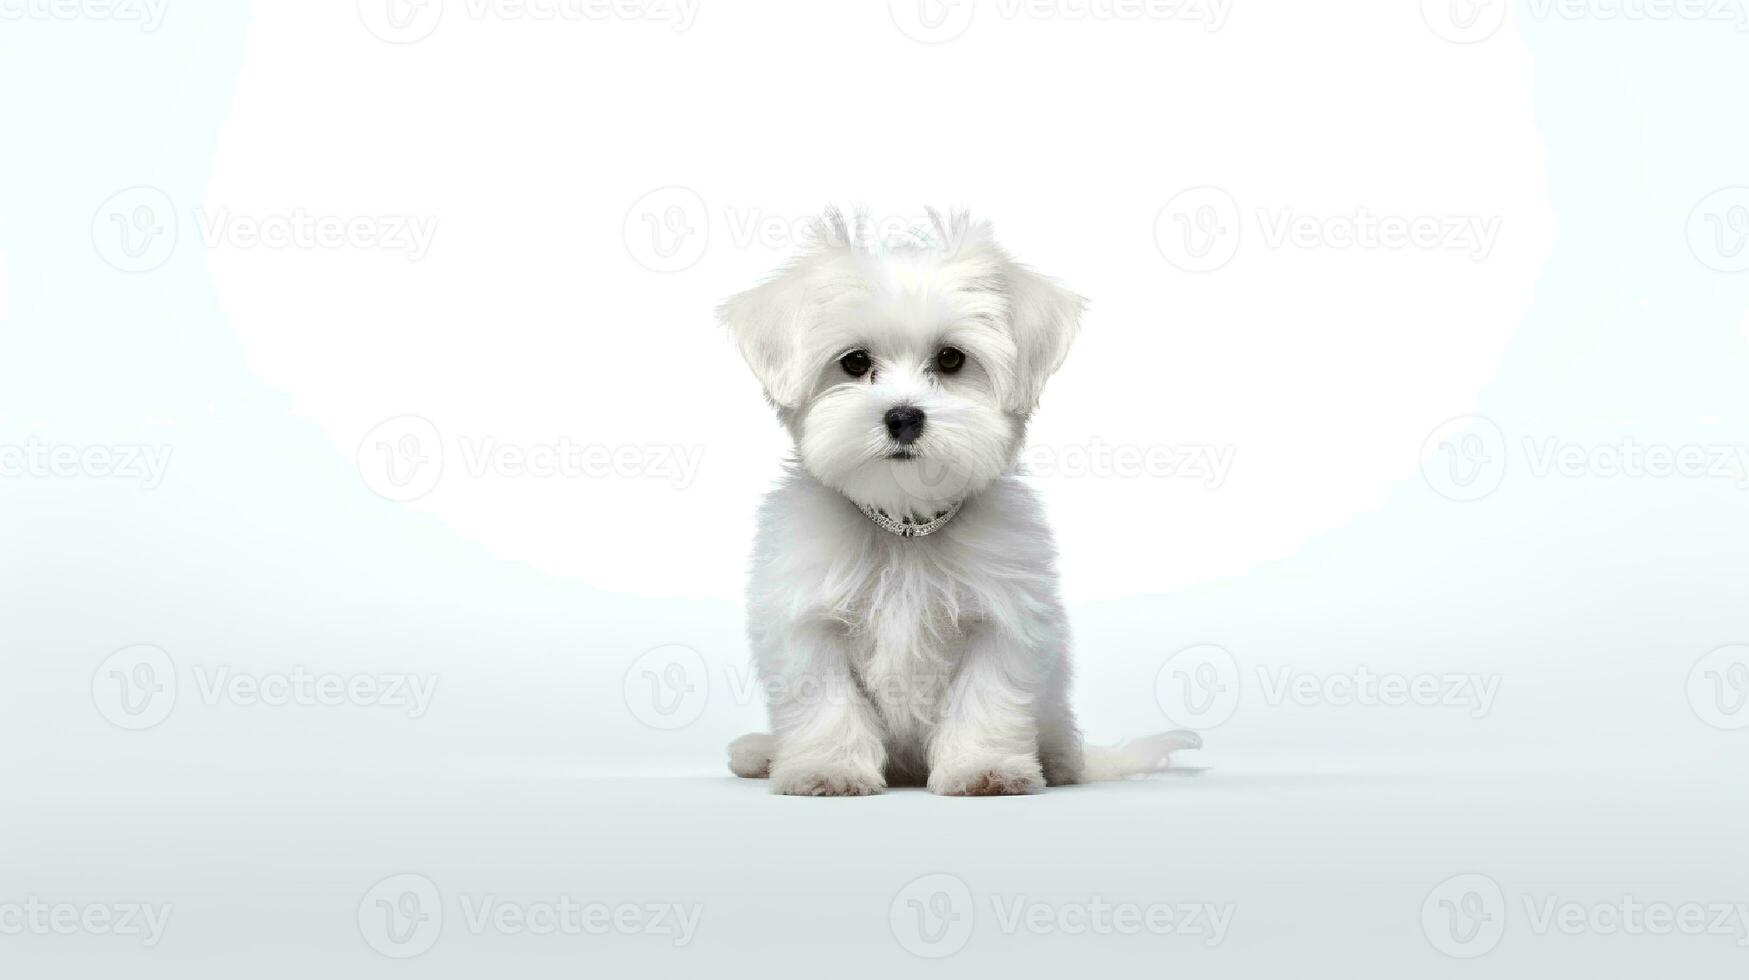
[1002,262,1085,415]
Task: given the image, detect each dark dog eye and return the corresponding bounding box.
[839,349,871,378]
[935,346,965,374]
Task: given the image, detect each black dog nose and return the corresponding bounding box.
[884,405,926,445]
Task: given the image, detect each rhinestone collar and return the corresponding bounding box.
[858,500,964,538]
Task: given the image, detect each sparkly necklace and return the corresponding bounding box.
[857,499,964,538]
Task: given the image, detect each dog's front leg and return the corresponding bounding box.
[767,624,887,797]
[927,625,1047,797]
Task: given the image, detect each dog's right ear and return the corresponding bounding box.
[719,213,861,409]
[717,266,818,410]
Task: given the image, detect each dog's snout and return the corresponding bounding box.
[884,405,926,445]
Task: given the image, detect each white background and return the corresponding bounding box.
[208,0,1555,601]
[3,1,1748,977]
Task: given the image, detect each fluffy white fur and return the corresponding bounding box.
[721,209,1197,796]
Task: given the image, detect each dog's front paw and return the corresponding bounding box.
[771,764,885,797]
[929,761,1046,797]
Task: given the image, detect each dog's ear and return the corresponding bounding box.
[719,213,859,410]
[1002,262,1085,415]
[718,269,817,410]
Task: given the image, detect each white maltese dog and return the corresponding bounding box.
[722,209,1197,796]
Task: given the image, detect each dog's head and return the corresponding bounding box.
[720,209,1083,516]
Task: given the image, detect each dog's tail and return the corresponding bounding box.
[727,732,775,778]
[727,730,1203,782]
[1080,729,1204,781]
